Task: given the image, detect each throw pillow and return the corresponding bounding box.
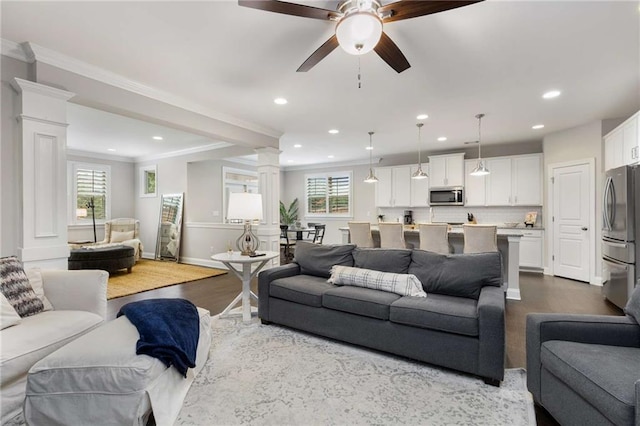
[0,256,45,317]
[294,242,355,278]
[623,284,640,324]
[409,250,502,300]
[26,268,54,312]
[328,265,427,298]
[1,292,21,330]
[353,248,412,274]
[110,230,135,243]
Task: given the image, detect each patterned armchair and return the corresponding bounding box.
[100,218,144,261]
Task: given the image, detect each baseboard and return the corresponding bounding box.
[506,288,521,301]
[590,276,603,286]
[179,256,230,270]
[141,252,155,259]
[543,267,552,276]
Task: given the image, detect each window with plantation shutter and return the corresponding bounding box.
[305,172,352,217]
[69,162,111,225]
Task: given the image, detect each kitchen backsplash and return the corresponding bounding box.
[378,206,543,227]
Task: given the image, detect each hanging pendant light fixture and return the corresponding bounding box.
[470,113,490,176]
[364,131,379,183]
[411,122,428,180]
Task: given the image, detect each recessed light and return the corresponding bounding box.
[437,137,447,142]
[365,146,374,150]
[542,90,561,99]
[328,155,335,159]
[532,124,545,130]
[416,114,429,120]
[293,144,302,148]
[107,148,116,152]
[287,160,294,163]
[328,129,339,134]
[274,97,288,105]
[152,136,163,140]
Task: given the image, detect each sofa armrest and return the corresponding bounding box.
[477,285,505,381]
[526,313,639,402]
[41,270,108,320]
[258,263,301,321]
[636,380,640,426]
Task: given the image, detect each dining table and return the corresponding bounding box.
[285,227,315,240]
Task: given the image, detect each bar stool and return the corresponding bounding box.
[379,222,406,249]
[463,224,498,254]
[348,222,374,248]
[418,223,450,254]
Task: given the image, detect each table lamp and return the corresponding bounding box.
[227,192,263,256]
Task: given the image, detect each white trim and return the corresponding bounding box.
[185,222,243,230]
[222,167,259,223]
[543,267,552,275]
[1,39,30,62]
[67,148,134,163]
[11,77,75,100]
[591,276,603,286]
[305,170,353,218]
[139,164,157,198]
[225,156,258,167]
[283,157,382,172]
[546,158,596,283]
[24,42,282,139]
[134,142,232,162]
[68,161,112,225]
[506,288,521,301]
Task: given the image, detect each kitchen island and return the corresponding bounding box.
[339,226,523,300]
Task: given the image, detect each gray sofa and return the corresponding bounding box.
[526,286,640,426]
[258,242,506,384]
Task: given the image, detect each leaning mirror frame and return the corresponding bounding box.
[155,193,184,262]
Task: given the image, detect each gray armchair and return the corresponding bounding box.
[526,312,640,425]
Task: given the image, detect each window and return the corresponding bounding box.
[140,165,157,197]
[222,167,258,223]
[69,162,111,225]
[305,172,352,217]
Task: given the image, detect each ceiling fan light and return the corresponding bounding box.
[336,12,383,55]
[470,160,490,176]
[411,167,428,180]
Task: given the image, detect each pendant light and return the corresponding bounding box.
[364,131,378,183]
[470,113,490,176]
[411,123,428,179]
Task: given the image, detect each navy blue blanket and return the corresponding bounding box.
[117,298,200,377]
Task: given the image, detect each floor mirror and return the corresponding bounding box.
[155,193,184,262]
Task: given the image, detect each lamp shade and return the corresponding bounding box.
[335,12,383,55]
[227,193,263,221]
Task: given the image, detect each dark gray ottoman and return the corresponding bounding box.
[68,245,135,273]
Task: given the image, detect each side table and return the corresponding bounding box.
[211,251,279,322]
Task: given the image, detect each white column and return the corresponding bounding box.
[506,235,522,300]
[11,78,75,269]
[256,147,281,267]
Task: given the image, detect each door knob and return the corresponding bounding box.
[581,227,588,231]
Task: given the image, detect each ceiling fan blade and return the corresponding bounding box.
[379,0,483,23]
[373,32,410,73]
[238,0,341,21]
[297,35,339,72]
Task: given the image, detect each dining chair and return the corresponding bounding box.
[463,224,498,254]
[280,224,295,260]
[418,223,450,254]
[305,222,318,240]
[378,222,406,249]
[348,222,375,248]
[312,224,326,244]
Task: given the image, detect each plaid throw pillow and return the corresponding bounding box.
[0,256,45,317]
[328,265,427,298]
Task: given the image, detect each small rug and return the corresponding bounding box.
[177,316,536,425]
[107,259,227,299]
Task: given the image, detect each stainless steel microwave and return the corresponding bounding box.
[429,187,464,206]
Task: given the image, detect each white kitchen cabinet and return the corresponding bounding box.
[485,157,512,205]
[428,153,465,188]
[374,166,411,207]
[513,154,542,205]
[464,160,486,206]
[604,111,640,171]
[410,165,430,207]
[623,115,639,165]
[520,229,543,269]
[605,129,624,171]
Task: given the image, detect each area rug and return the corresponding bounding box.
[107,259,227,299]
[176,316,536,425]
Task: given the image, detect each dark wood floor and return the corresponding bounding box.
[107,267,623,425]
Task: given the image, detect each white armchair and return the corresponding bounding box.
[101,218,144,261]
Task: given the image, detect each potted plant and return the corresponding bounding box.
[279,198,299,225]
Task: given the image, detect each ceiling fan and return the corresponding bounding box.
[238,0,483,73]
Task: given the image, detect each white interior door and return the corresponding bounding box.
[552,163,590,281]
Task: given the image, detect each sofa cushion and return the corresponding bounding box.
[389,293,479,336]
[25,268,53,312]
[408,250,502,299]
[270,275,335,307]
[0,310,103,385]
[323,286,401,320]
[328,265,426,297]
[1,293,21,330]
[353,248,412,274]
[294,242,355,278]
[0,256,45,317]
[110,230,135,243]
[541,340,640,426]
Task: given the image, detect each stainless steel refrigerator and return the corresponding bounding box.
[602,164,640,308]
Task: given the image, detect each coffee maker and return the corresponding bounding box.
[403,210,413,225]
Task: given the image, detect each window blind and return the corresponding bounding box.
[76,168,107,220]
[306,173,351,215]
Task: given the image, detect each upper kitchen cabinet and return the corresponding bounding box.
[476,154,542,206]
[605,111,640,171]
[513,154,543,205]
[410,165,430,207]
[485,157,512,205]
[464,160,486,206]
[375,166,412,207]
[428,153,465,188]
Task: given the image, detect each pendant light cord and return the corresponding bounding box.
[368,131,374,166]
[476,113,484,159]
[417,123,423,167]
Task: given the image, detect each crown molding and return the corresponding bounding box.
[282,157,382,172]
[134,141,232,162]
[67,149,134,163]
[11,77,75,100]
[224,156,258,167]
[1,39,30,62]
[22,42,282,139]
